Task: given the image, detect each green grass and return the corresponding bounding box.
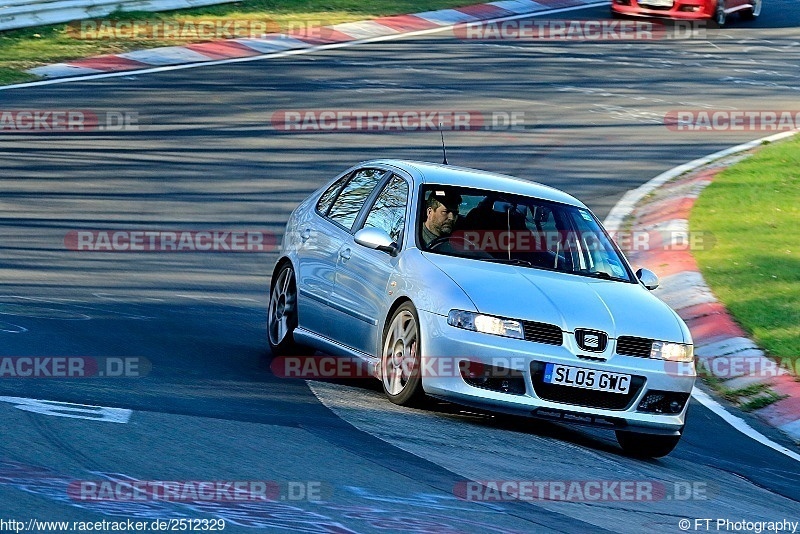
[705,380,786,411]
[690,135,800,366]
[720,382,772,403]
[740,392,789,412]
[0,0,475,85]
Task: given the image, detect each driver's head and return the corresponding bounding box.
[425,189,462,237]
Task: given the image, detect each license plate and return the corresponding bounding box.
[639,0,673,6]
[543,363,631,394]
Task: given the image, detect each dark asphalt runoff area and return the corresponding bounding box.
[1,2,800,532]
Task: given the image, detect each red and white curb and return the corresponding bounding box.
[26,0,605,79]
[606,130,800,449]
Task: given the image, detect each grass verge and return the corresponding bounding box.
[690,135,800,373]
[0,0,476,85]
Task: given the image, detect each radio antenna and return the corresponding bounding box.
[439,123,449,165]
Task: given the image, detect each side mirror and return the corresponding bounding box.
[354,227,398,256]
[636,268,660,291]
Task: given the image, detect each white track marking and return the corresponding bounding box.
[691,388,800,462]
[604,129,799,235]
[0,2,610,92]
[604,130,800,462]
[0,396,132,423]
[0,321,28,333]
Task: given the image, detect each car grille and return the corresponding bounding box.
[521,320,563,346]
[636,0,674,9]
[530,362,645,410]
[616,336,653,358]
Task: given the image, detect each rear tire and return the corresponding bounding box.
[615,430,682,458]
[380,302,426,406]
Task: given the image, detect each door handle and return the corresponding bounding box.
[339,248,351,261]
[301,228,312,242]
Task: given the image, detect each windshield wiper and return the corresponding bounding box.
[577,270,628,282]
[480,257,535,268]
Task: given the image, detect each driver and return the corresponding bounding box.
[422,189,462,248]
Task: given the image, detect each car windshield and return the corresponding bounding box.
[419,185,633,283]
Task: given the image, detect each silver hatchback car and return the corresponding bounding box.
[268,160,696,458]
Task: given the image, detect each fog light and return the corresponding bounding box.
[638,393,665,411]
[460,361,526,395]
[473,376,489,386]
[637,391,690,414]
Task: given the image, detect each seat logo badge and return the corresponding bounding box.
[575,330,607,352]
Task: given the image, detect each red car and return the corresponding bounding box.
[611,0,761,26]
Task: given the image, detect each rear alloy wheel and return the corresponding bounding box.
[714,1,727,26]
[381,302,425,406]
[268,263,303,356]
[741,0,761,19]
[615,430,682,458]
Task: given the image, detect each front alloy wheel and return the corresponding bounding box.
[381,302,425,406]
[268,263,302,356]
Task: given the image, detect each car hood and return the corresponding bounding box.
[423,253,686,342]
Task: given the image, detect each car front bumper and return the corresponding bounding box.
[419,310,695,435]
[611,0,715,20]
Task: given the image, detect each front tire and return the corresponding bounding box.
[268,263,303,356]
[381,302,425,406]
[714,1,727,26]
[615,430,682,458]
[741,0,761,19]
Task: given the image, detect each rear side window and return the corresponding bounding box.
[327,168,384,230]
[316,174,349,215]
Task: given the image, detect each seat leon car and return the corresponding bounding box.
[268,160,696,458]
[611,0,761,26]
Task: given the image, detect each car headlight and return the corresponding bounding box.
[650,341,694,362]
[447,310,524,340]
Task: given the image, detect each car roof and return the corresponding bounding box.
[364,159,587,208]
